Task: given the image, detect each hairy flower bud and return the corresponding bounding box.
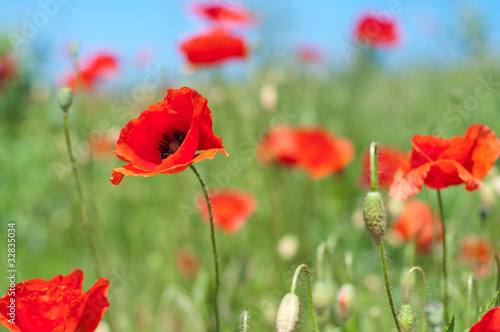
[398,304,414,332]
[362,191,387,245]
[276,293,300,332]
[58,86,73,112]
[337,283,356,321]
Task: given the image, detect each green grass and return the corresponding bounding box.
[1,58,500,331]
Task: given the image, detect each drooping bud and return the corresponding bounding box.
[276,293,300,332]
[362,191,387,245]
[398,304,414,332]
[58,86,73,113]
[336,283,356,321]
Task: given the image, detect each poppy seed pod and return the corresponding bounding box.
[398,304,414,332]
[276,293,300,332]
[362,191,387,245]
[57,86,73,112]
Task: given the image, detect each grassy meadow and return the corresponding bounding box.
[1,52,500,331]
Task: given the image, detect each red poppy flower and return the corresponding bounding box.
[296,45,324,63]
[88,129,120,160]
[360,146,410,190]
[458,236,494,277]
[0,269,109,332]
[190,2,254,24]
[196,188,257,235]
[179,28,247,66]
[256,125,354,180]
[390,199,442,254]
[355,14,398,47]
[110,87,228,185]
[469,307,500,332]
[176,247,200,279]
[389,124,500,201]
[64,51,118,90]
[256,125,301,167]
[0,53,17,92]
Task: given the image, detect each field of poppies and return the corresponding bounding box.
[1,2,500,332]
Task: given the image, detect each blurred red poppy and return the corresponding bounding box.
[256,125,301,167]
[296,45,323,63]
[179,28,247,66]
[191,2,254,24]
[390,124,500,200]
[196,188,257,235]
[295,128,354,179]
[360,146,410,190]
[469,307,500,332]
[355,14,398,47]
[64,51,118,90]
[176,247,200,278]
[110,87,228,185]
[88,129,120,160]
[458,236,494,277]
[390,199,442,254]
[256,125,354,180]
[0,269,109,332]
[0,53,17,92]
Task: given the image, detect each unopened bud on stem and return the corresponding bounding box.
[276,293,300,332]
[362,191,387,245]
[398,304,414,332]
[58,86,73,113]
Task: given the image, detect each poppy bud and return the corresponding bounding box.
[277,234,299,261]
[362,191,387,245]
[336,283,356,321]
[313,281,333,311]
[276,293,300,332]
[398,304,414,332]
[58,86,73,112]
[69,42,78,57]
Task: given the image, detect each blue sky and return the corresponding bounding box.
[1,0,499,82]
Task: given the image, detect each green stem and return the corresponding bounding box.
[316,242,326,281]
[190,165,220,332]
[240,310,249,332]
[495,254,500,307]
[466,273,473,328]
[436,189,448,324]
[290,264,319,332]
[62,112,102,277]
[380,240,403,332]
[370,141,379,192]
[404,266,426,332]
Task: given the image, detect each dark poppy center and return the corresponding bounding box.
[156,129,186,159]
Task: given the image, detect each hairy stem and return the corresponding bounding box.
[190,165,220,332]
[436,189,448,324]
[370,141,379,192]
[380,240,403,332]
[404,266,426,332]
[290,264,319,332]
[62,113,102,277]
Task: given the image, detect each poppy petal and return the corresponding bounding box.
[389,163,432,201]
[75,278,110,332]
[469,307,500,332]
[464,124,500,180]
